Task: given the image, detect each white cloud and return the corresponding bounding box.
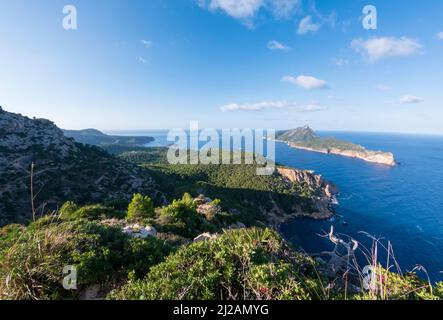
[376,84,391,91]
[282,75,328,89]
[138,57,147,64]
[352,37,422,62]
[220,101,327,112]
[267,40,291,50]
[140,40,153,48]
[436,32,443,40]
[400,95,424,105]
[297,16,320,35]
[197,0,299,27]
[199,0,264,19]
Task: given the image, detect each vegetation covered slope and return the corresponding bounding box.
[110,227,443,301]
[0,214,171,300]
[109,228,325,300]
[276,126,366,152]
[118,148,336,226]
[0,108,161,226]
[63,129,154,147]
[2,199,442,301]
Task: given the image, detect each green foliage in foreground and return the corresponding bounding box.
[127,194,155,220]
[1,201,443,300]
[157,193,218,238]
[109,226,443,301]
[60,201,124,220]
[0,217,171,300]
[0,201,443,300]
[109,228,326,300]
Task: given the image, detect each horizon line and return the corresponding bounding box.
[102,128,443,137]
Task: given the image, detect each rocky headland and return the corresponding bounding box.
[287,142,396,166]
[276,126,396,167]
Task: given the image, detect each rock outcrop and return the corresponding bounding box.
[123,224,157,239]
[0,108,161,226]
[265,167,339,226]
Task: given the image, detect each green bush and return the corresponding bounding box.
[435,282,443,299]
[59,201,79,217]
[0,218,171,300]
[108,228,325,300]
[59,201,124,220]
[127,194,155,220]
[158,193,216,238]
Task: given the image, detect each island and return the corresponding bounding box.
[276,126,396,166]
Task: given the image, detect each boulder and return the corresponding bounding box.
[123,224,157,239]
[193,232,218,243]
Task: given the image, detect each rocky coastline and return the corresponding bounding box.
[285,142,396,166]
[266,167,339,227]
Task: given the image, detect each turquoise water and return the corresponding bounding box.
[110,130,443,282]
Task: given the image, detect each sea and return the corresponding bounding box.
[108,130,443,282]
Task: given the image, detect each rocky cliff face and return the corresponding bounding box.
[0,108,161,226]
[287,143,396,166]
[266,167,338,226]
[328,148,396,166]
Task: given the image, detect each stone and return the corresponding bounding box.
[193,232,218,243]
[123,224,157,239]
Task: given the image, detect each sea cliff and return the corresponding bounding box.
[266,167,339,226]
[286,142,396,166]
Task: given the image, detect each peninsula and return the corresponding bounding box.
[63,128,154,147]
[276,126,396,166]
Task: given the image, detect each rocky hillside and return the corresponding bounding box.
[276,125,319,143]
[0,107,161,226]
[274,167,338,221]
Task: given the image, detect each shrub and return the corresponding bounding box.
[127,194,155,220]
[158,193,215,238]
[59,201,123,220]
[108,228,325,300]
[59,201,79,217]
[349,268,440,301]
[0,218,171,300]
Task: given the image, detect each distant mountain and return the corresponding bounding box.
[276,125,318,143]
[63,129,154,147]
[0,107,162,226]
[276,126,396,166]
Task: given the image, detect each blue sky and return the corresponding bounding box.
[0,0,442,134]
